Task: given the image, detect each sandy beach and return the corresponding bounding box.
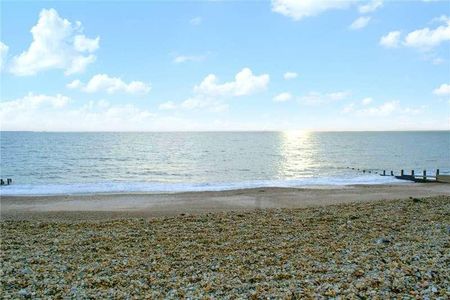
[2,183,449,220]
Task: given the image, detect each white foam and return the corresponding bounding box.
[0,175,405,196]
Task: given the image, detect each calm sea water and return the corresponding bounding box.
[1,131,449,195]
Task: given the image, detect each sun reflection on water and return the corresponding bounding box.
[278,130,317,179]
[283,130,311,139]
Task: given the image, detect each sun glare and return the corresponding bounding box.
[283,130,311,139]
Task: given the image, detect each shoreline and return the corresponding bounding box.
[2,183,449,221]
[0,175,407,197]
[0,182,407,197]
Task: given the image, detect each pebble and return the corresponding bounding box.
[1,195,449,298]
[18,289,30,298]
[376,237,391,244]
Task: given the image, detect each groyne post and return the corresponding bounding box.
[401,170,404,176]
[390,171,394,176]
[423,170,427,180]
[411,170,415,176]
[383,170,386,176]
[436,169,440,176]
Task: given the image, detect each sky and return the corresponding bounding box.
[0,0,449,131]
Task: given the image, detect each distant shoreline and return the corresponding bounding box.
[1,130,450,133]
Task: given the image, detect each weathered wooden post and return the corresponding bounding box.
[436,169,440,176]
[390,171,394,176]
[7,178,12,185]
[423,170,427,180]
[411,170,415,177]
[0,179,4,185]
[383,170,386,176]
[401,170,404,176]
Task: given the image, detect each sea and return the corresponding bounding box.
[1,131,449,195]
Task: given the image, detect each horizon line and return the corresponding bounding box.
[1,129,449,133]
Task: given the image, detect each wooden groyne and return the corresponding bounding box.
[382,169,449,183]
[347,167,449,183]
[0,178,13,185]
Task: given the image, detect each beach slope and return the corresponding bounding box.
[1,194,449,298]
[1,183,449,220]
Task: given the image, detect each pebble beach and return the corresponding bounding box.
[1,195,449,298]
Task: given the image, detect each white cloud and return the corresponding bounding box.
[431,15,450,24]
[162,68,269,112]
[0,93,70,114]
[423,52,446,65]
[343,100,424,117]
[173,55,205,64]
[432,57,445,65]
[381,16,450,51]
[273,92,292,102]
[271,0,353,21]
[158,101,177,110]
[358,0,383,14]
[73,35,99,52]
[283,71,298,80]
[194,68,269,97]
[0,93,438,131]
[299,91,350,105]
[1,94,268,131]
[328,91,350,101]
[190,17,202,26]
[0,41,8,70]
[10,8,99,76]
[180,97,229,112]
[433,83,450,96]
[0,94,192,131]
[66,79,83,89]
[361,97,373,105]
[0,96,162,131]
[380,31,402,48]
[349,101,384,116]
[159,99,225,112]
[349,16,371,30]
[400,106,426,115]
[67,74,151,95]
[342,103,355,113]
[403,17,450,50]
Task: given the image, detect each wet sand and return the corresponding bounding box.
[2,183,449,221]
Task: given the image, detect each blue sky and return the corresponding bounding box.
[1,0,449,131]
